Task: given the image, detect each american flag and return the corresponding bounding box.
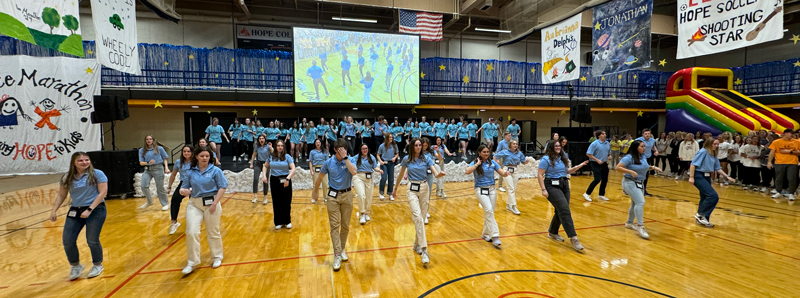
[399,9,443,41]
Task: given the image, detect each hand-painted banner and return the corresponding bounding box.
[676,0,783,59]
[0,0,84,57]
[0,56,102,175]
[591,0,652,76]
[541,14,582,84]
[91,0,141,75]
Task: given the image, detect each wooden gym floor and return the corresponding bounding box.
[1,171,799,298]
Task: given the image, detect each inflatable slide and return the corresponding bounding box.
[665,67,798,135]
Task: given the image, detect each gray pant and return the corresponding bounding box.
[622,178,645,225]
[774,164,798,194]
[252,160,269,195]
[141,164,168,206]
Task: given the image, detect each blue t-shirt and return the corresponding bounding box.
[691,148,722,173]
[495,149,526,166]
[68,169,109,206]
[326,126,337,139]
[321,156,353,191]
[370,53,378,60]
[635,137,657,159]
[467,123,478,138]
[411,127,422,138]
[181,165,228,198]
[419,122,430,132]
[173,161,191,182]
[539,155,568,179]
[307,65,323,79]
[387,64,394,75]
[457,127,470,139]
[319,52,327,60]
[229,124,242,140]
[139,146,169,164]
[341,59,351,70]
[254,126,265,137]
[254,144,271,161]
[620,154,649,181]
[378,143,397,163]
[358,57,365,65]
[310,149,330,166]
[360,126,372,137]
[447,124,459,137]
[205,125,224,143]
[481,123,498,138]
[390,126,404,142]
[400,155,434,181]
[268,154,294,176]
[434,123,448,138]
[262,127,277,140]
[506,124,520,137]
[289,128,304,143]
[470,160,501,188]
[303,127,316,141]
[587,139,611,162]
[316,125,328,137]
[351,154,378,172]
[241,125,255,142]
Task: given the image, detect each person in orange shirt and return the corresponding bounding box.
[767,129,800,201]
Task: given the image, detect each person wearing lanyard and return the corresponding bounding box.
[167,145,193,235]
[345,118,357,155]
[494,140,529,215]
[391,119,406,155]
[49,152,109,280]
[312,139,357,271]
[467,119,479,155]
[250,135,273,204]
[393,138,446,265]
[327,119,339,155]
[432,137,454,198]
[204,117,229,164]
[261,140,297,229]
[506,119,521,142]
[616,140,662,239]
[635,129,658,196]
[179,146,228,275]
[303,121,317,160]
[584,130,612,202]
[690,138,735,227]
[228,119,242,162]
[240,118,255,160]
[361,119,374,154]
[373,115,387,153]
[495,133,512,192]
[457,122,470,159]
[138,135,171,210]
[310,139,332,203]
[537,140,589,252]
[467,144,510,248]
[447,118,459,153]
[377,134,399,201]
[351,143,383,225]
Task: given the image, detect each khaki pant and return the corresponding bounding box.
[502,166,519,206]
[186,198,223,267]
[406,180,430,248]
[312,165,329,199]
[432,164,444,193]
[474,186,500,238]
[326,190,354,256]
[352,172,374,215]
[496,158,504,188]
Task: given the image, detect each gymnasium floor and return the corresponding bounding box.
[1,172,798,298]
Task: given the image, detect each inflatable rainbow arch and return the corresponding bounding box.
[665,67,799,135]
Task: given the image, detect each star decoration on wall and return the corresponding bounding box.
[189,54,195,59]
[790,34,800,45]
[260,68,264,72]
[154,100,163,108]
[594,22,601,30]
[85,67,94,74]
[439,64,446,71]
[658,59,667,67]
[633,75,637,79]
[486,63,494,72]
[506,75,512,81]
[580,76,587,82]
[371,109,375,112]
[560,110,566,115]
[87,49,93,55]
[601,76,606,81]
[463,76,470,84]
[252,109,258,116]
[612,94,616,98]
[411,107,417,114]
[531,111,536,114]
[216,74,219,78]
[637,111,644,117]
[476,110,480,116]
[207,111,211,114]
[164,62,169,66]
[231,58,235,62]
[530,67,536,74]
[618,74,622,80]
[734,78,743,85]
[421,72,426,79]
[275,57,280,61]
[794,61,800,67]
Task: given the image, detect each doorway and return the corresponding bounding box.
[184,112,238,157]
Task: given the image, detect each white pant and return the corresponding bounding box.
[474,186,500,238]
[496,158,504,188]
[352,172,374,215]
[186,198,223,267]
[502,166,519,206]
[433,164,444,192]
[406,181,430,248]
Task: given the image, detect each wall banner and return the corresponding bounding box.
[541,14,582,84]
[91,0,141,75]
[0,56,102,175]
[591,0,653,76]
[0,0,84,57]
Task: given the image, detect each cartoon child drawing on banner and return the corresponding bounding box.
[0,95,33,129]
[32,98,68,131]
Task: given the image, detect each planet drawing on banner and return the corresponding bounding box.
[591,0,652,76]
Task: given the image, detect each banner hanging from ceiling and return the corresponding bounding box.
[676,0,783,59]
[91,0,141,75]
[0,56,102,175]
[591,0,652,76]
[541,14,582,84]
[0,0,84,57]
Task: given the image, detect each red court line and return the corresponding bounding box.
[28,283,46,286]
[0,286,7,289]
[136,222,638,275]
[104,195,234,298]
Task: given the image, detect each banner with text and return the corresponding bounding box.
[91,0,140,75]
[541,14,582,84]
[677,0,783,59]
[0,56,102,175]
[0,0,84,57]
[591,0,652,76]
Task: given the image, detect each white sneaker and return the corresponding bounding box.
[212,259,222,268]
[598,196,609,201]
[424,217,429,225]
[761,187,768,193]
[286,223,293,229]
[332,256,342,271]
[788,194,796,202]
[441,191,447,198]
[139,202,151,209]
[771,193,782,199]
[360,214,366,225]
[625,222,635,230]
[420,251,430,264]
[636,226,650,240]
[341,251,348,261]
[69,264,84,280]
[263,197,269,205]
[252,197,258,203]
[365,214,371,221]
[771,189,779,194]
[87,265,103,278]
[181,265,194,275]
[426,213,430,218]
[492,237,502,248]
[161,205,169,211]
[311,198,316,203]
[168,222,181,235]
[275,225,283,230]
[507,205,521,215]
[675,175,681,180]
[390,195,395,201]
[482,235,492,242]
[379,194,385,200]
[582,193,593,202]
[498,187,506,192]
[413,244,422,254]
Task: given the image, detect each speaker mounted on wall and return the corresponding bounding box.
[91,95,130,124]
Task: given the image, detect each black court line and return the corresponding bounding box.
[418,270,675,298]
[0,212,66,237]
[0,209,58,227]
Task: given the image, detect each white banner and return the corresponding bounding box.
[91,0,140,75]
[676,0,783,59]
[0,56,102,175]
[0,0,84,57]
[237,25,292,41]
[541,14,581,84]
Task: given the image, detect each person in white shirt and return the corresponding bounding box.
[729,134,744,184]
[677,133,699,180]
[738,136,763,190]
[716,132,733,185]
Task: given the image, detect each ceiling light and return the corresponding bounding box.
[191,106,199,109]
[784,29,789,32]
[353,107,358,110]
[480,109,486,112]
[332,16,377,24]
[475,28,511,33]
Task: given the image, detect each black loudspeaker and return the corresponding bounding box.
[91,95,129,123]
[567,141,591,173]
[570,104,592,123]
[87,150,140,198]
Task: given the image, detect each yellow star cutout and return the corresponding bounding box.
[601,76,606,81]
[560,110,566,115]
[633,75,637,79]
[87,49,93,55]
[463,76,470,84]
[207,111,211,114]
[794,61,800,67]
[164,62,169,66]
[439,64,446,71]
[618,74,622,80]
[506,75,512,81]
[637,111,644,117]
[612,94,616,98]
[275,57,280,61]
[610,110,613,113]
[154,100,163,108]
[411,107,417,114]
[486,63,494,72]
[658,59,667,67]
[580,76,586,82]
[594,22,601,30]
[531,67,536,74]
[231,58,235,62]
[476,110,480,116]
[85,67,94,74]
[371,109,375,112]
[532,111,536,114]
[260,68,264,72]
[790,34,800,45]
[421,72,426,79]
[215,74,219,78]
[189,54,194,59]
[252,109,258,116]
[734,78,743,85]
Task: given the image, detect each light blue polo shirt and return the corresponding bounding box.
[497,140,509,152]
[321,156,353,190]
[635,137,657,159]
[139,146,169,164]
[400,154,434,181]
[181,164,228,198]
[587,139,611,162]
[378,143,397,163]
[309,149,330,166]
[691,148,722,173]
[229,124,242,140]
[268,154,294,176]
[539,155,567,179]
[351,154,378,172]
[373,122,387,137]
[495,149,526,166]
[620,154,649,181]
[173,161,192,182]
[69,169,108,206]
[470,160,501,188]
[254,143,271,161]
[345,123,357,137]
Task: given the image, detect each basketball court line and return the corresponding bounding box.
[649,187,798,217]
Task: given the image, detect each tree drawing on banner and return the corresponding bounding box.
[42,7,60,34]
[62,15,79,35]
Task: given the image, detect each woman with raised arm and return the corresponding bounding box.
[466,144,510,248]
[138,135,171,210]
[250,135,272,204]
[493,140,529,215]
[537,140,589,252]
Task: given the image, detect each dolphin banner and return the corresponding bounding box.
[541,14,581,84]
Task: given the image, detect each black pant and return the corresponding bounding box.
[742,166,760,186]
[545,179,576,237]
[448,137,457,152]
[170,186,184,221]
[240,140,253,157]
[655,156,667,171]
[270,175,292,226]
[761,166,774,187]
[363,136,374,154]
[253,160,269,195]
[668,155,679,174]
[374,136,384,154]
[679,161,691,176]
[231,138,240,157]
[345,136,356,155]
[397,139,406,156]
[468,137,479,152]
[585,161,609,196]
[644,156,654,192]
[729,160,741,179]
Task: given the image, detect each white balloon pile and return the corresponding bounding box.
[133,157,539,196]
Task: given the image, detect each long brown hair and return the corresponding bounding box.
[271,140,287,161]
[61,152,97,191]
[702,137,718,156]
[628,140,644,165]
[544,140,569,166]
[475,145,490,176]
[141,135,169,158]
[356,144,374,167]
[178,145,193,167]
[383,133,398,152]
[407,138,424,163]
[191,146,216,168]
[421,137,434,155]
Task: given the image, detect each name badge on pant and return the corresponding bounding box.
[635,181,644,189]
[480,188,490,195]
[67,207,79,218]
[435,159,440,164]
[328,189,339,198]
[347,136,353,141]
[366,173,372,179]
[508,167,515,173]
[202,196,214,206]
[426,169,432,174]
[704,173,711,177]
[551,180,560,186]
[280,179,286,184]
[315,167,321,173]
[410,183,421,192]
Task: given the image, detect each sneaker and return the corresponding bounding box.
[675,175,681,180]
[139,202,151,209]
[625,222,635,230]
[788,194,796,202]
[636,226,650,239]
[742,186,749,191]
[582,193,593,202]
[360,214,366,225]
[365,214,371,221]
[570,237,585,252]
[275,225,283,230]
[212,259,222,268]
[761,187,768,193]
[379,194,385,200]
[161,205,169,211]
[547,233,564,242]
[332,256,342,271]
[694,213,710,226]
[482,235,492,242]
[390,195,395,201]
[695,219,715,228]
[498,187,507,192]
[286,223,293,229]
[413,243,423,254]
[771,189,779,194]
[492,237,502,248]
[181,265,194,275]
[263,198,269,205]
[644,192,653,197]
[69,264,84,280]
[441,191,447,198]
[598,196,609,201]
[87,265,103,278]
[426,213,430,218]
[507,205,521,215]
[420,251,430,264]
[311,198,316,203]
[341,251,349,261]
[771,193,782,199]
[168,222,181,235]
[424,217,429,225]
[251,197,258,203]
